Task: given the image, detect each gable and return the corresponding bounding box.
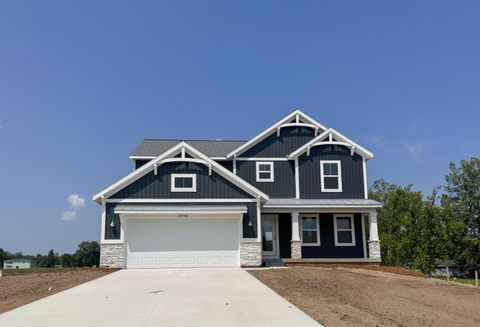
[111,161,253,199]
[240,126,316,157]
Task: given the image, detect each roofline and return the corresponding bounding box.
[226,109,327,159]
[287,128,374,160]
[93,142,269,203]
[129,155,228,161]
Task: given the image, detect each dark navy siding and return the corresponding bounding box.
[241,126,315,157]
[105,202,258,240]
[236,161,295,198]
[111,162,252,199]
[135,160,150,169]
[217,160,233,172]
[299,145,365,199]
[301,213,365,258]
[278,213,292,258]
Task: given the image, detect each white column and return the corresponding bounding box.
[291,212,302,259]
[368,210,381,259]
[291,212,300,241]
[369,210,379,241]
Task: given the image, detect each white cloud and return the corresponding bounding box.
[68,194,85,209]
[62,211,77,222]
[403,143,424,163]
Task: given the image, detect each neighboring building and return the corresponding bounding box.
[93,110,382,268]
[432,259,463,278]
[3,259,36,269]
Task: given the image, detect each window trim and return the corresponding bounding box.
[320,160,343,192]
[300,214,321,246]
[256,161,274,182]
[171,174,197,192]
[333,214,356,246]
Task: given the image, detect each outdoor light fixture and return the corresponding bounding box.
[110,220,116,228]
[248,219,252,227]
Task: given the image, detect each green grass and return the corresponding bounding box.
[0,267,93,277]
[451,278,479,286]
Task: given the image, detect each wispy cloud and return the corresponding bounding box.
[62,211,77,222]
[68,194,86,209]
[403,142,424,163]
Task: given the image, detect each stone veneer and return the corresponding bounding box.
[368,240,381,259]
[290,240,302,259]
[100,243,125,268]
[240,241,262,267]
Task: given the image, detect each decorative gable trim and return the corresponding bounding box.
[93,142,269,203]
[288,128,374,160]
[226,109,327,159]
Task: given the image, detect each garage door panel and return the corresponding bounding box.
[126,218,240,268]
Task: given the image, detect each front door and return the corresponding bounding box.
[261,215,278,258]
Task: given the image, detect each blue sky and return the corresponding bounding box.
[0,1,479,254]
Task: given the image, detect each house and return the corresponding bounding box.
[93,110,382,268]
[432,259,463,278]
[3,258,36,269]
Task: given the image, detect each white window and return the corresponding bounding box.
[334,214,356,246]
[320,160,342,192]
[300,214,320,246]
[256,162,274,182]
[171,174,197,192]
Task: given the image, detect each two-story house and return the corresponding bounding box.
[93,110,382,268]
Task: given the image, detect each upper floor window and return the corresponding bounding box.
[300,214,320,246]
[256,162,274,182]
[171,174,197,192]
[320,160,342,192]
[334,214,356,246]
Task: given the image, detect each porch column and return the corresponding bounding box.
[291,212,302,259]
[368,210,381,259]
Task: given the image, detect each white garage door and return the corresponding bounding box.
[126,217,240,268]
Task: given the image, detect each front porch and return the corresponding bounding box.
[259,199,382,266]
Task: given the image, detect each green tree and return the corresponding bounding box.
[443,157,480,268]
[60,253,76,267]
[0,248,13,268]
[74,241,100,267]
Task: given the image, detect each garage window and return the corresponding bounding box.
[171,174,197,192]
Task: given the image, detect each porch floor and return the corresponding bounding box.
[282,258,381,266]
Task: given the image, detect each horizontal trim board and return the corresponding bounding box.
[263,204,382,208]
[130,156,228,160]
[106,198,257,203]
[116,210,247,215]
[236,157,289,161]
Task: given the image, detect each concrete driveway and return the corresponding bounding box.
[0,268,320,327]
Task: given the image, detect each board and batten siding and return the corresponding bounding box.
[298,144,365,199]
[236,161,295,198]
[240,126,315,157]
[105,162,258,239]
[301,213,365,258]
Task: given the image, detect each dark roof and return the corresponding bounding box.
[130,139,246,158]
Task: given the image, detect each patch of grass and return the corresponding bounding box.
[451,278,478,286]
[0,267,106,277]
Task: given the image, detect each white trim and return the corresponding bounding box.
[256,199,261,242]
[106,198,257,203]
[93,142,269,202]
[334,214,356,246]
[299,214,321,246]
[294,158,300,199]
[226,110,327,158]
[100,202,106,243]
[233,156,237,175]
[291,212,300,241]
[130,155,229,161]
[277,123,319,137]
[362,157,368,199]
[116,211,246,216]
[320,160,343,193]
[171,173,197,192]
[361,215,367,258]
[261,214,279,258]
[256,161,274,182]
[288,128,374,160]
[236,157,289,161]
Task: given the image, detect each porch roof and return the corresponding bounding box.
[114,204,248,214]
[263,198,382,209]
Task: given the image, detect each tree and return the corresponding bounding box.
[0,248,13,268]
[60,253,76,267]
[443,157,480,268]
[73,241,100,267]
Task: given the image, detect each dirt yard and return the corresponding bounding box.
[249,267,480,327]
[0,268,114,314]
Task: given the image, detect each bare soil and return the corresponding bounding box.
[0,268,115,314]
[249,267,480,327]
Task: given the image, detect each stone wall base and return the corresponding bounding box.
[100,243,125,268]
[368,240,381,259]
[291,240,302,259]
[240,241,262,267]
